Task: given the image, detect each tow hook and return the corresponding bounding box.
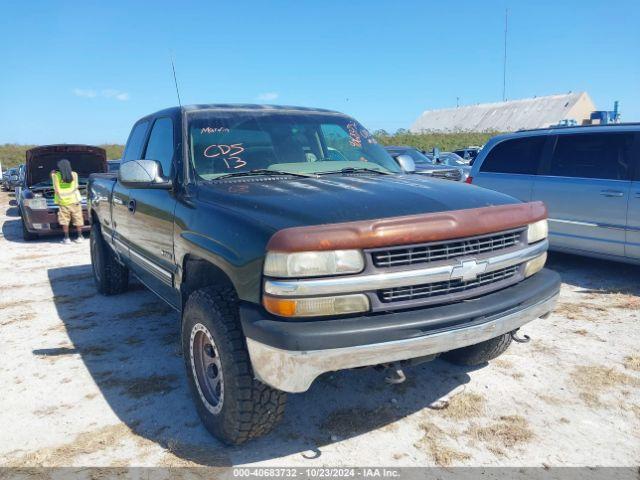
[511,329,531,343]
[384,362,406,384]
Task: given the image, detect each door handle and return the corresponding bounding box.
[635,192,640,199]
[128,199,136,213]
[599,190,624,198]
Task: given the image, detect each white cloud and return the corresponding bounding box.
[101,89,130,101]
[73,88,97,98]
[257,92,279,101]
[73,88,130,101]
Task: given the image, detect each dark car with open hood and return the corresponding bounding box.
[88,104,560,445]
[18,144,107,240]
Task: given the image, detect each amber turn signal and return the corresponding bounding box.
[263,294,370,318]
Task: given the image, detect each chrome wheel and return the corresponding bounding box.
[190,323,224,414]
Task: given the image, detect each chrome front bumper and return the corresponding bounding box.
[246,291,558,393]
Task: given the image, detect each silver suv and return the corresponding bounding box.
[468,124,640,265]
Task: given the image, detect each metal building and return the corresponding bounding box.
[410,92,596,133]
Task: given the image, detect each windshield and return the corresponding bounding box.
[188,111,401,179]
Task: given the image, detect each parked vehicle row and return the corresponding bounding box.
[429,151,472,180]
[384,145,464,181]
[2,167,22,191]
[453,146,482,162]
[88,104,559,445]
[469,124,640,264]
[12,103,636,447]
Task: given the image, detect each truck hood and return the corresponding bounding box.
[197,174,519,232]
[25,145,107,186]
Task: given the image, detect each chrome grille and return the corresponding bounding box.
[371,229,524,268]
[430,169,462,181]
[378,265,519,303]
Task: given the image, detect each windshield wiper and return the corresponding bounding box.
[317,167,390,176]
[212,169,315,180]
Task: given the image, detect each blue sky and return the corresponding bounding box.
[1,0,638,145]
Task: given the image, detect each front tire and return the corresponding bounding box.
[182,286,286,445]
[90,223,129,295]
[442,332,513,366]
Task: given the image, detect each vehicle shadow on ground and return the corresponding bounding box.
[6,205,20,217]
[547,252,639,296]
[44,265,478,466]
[1,219,68,244]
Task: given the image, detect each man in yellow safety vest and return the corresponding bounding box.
[51,159,84,244]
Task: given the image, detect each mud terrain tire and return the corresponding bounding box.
[182,286,286,445]
[90,223,129,295]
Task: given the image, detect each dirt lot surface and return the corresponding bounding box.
[1,191,638,468]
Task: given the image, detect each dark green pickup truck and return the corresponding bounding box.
[88,104,559,444]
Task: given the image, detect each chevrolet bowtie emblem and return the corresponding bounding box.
[451,259,488,282]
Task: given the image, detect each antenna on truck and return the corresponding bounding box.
[170,51,182,107]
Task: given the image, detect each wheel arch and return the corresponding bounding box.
[180,254,237,308]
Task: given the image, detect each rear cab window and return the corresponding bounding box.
[480,136,546,175]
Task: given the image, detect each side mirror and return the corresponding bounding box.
[119,160,172,189]
[395,154,416,173]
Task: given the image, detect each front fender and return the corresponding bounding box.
[173,199,275,303]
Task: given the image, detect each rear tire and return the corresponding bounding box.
[182,286,287,445]
[90,223,129,295]
[21,217,37,241]
[442,332,513,366]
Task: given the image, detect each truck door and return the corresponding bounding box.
[625,135,640,260]
[532,132,633,258]
[125,117,180,307]
[111,121,150,260]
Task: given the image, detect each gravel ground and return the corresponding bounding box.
[0,190,638,468]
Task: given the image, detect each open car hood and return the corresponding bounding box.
[25,144,107,186]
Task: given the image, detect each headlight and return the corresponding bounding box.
[25,197,48,210]
[263,293,370,317]
[527,219,548,244]
[524,252,547,278]
[264,250,364,278]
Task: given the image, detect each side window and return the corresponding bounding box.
[549,133,633,180]
[480,137,545,175]
[122,122,149,162]
[144,118,175,177]
[635,134,640,181]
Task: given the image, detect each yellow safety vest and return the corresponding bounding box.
[53,171,81,206]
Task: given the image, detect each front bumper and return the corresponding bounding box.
[22,206,91,235]
[243,269,560,392]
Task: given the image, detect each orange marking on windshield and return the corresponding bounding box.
[347,122,362,148]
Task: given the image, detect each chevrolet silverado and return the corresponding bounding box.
[88,104,559,445]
